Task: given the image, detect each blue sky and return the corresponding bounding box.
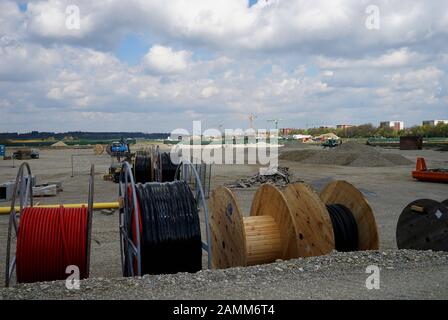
[0,0,447,132]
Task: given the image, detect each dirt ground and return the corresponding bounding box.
[0,143,447,295]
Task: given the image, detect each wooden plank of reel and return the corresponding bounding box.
[210,185,293,269]
[320,180,379,251]
[282,183,335,257]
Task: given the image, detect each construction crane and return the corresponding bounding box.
[248,113,257,130]
[267,119,283,130]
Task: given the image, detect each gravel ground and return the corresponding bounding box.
[2,250,448,300]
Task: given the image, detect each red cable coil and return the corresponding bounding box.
[16,206,88,283]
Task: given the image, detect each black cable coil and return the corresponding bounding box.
[326,204,359,252]
[160,152,177,182]
[134,155,152,183]
[135,180,202,274]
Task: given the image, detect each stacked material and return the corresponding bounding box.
[225,166,295,188]
[280,142,413,167]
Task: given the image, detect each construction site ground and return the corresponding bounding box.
[1,142,447,299]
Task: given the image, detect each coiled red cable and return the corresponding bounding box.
[16,206,88,283]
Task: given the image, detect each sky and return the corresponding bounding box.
[0,0,447,132]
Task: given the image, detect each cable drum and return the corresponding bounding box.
[134,155,152,183]
[135,180,202,274]
[16,206,89,283]
[160,152,177,182]
[326,204,359,252]
[396,199,448,251]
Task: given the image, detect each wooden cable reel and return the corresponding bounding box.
[94,144,104,155]
[320,180,379,251]
[282,183,335,257]
[210,180,379,269]
[210,185,296,268]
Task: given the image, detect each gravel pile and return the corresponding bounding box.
[280,142,413,167]
[225,166,297,188]
[2,250,448,300]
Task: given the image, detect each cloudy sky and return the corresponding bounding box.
[0,0,447,132]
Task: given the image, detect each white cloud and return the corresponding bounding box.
[0,0,448,131]
[201,86,219,98]
[143,45,192,74]
[316,48,424,69]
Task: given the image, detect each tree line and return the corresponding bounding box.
[289,123,448,138]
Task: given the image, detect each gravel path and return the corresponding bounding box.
[2,250,448,300]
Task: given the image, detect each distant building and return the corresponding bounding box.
[279,128,296,136]
[422,120,448,126]
[380,121,404,131]
[336,124,355,130]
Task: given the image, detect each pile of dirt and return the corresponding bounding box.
[280,142,413,167]
[225,166,296,188]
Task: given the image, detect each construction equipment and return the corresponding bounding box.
[412,157,448,183]
[322,138,341,149]
[12,148,39,160]
[106,139,130,156]
[106,139,133,183]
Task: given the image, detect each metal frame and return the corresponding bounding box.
[118,161,142,277]
[4,163,95,287]
[175,159,212,269]
[85,164,95,277]
[5,162,33,287]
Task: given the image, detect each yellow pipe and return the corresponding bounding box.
[0,202,120,215]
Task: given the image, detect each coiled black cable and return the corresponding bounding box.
[134,155,152,183]
[326,204,359,252]
[160,152,177,182]
[136,180,202,274]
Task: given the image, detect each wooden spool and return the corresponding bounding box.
[94,144,104,155]
[250,184,299,260]
[320,180,379,251]
[210,185,292,269]
[282,183,335,257]
[396,199,448,251]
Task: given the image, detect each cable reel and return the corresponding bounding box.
[5,163,94,287]
[119,159,212,277]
